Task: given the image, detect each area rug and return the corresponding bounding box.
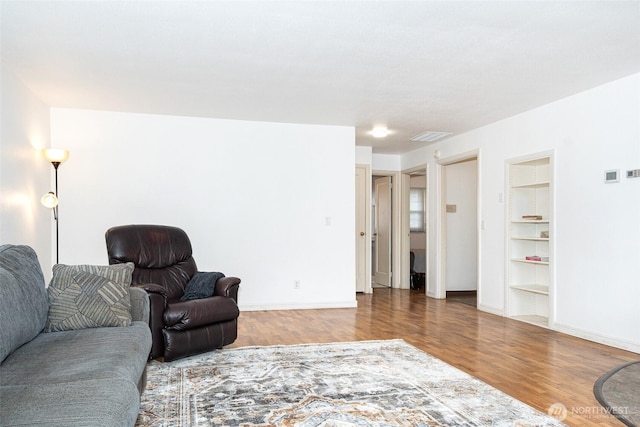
[136,339,564,426]
[593,360,640,427]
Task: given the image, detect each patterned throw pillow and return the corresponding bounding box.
[45,263,134,332]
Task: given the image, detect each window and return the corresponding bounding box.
[409,188,425,232]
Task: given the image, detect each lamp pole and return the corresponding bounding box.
[52,161,60,264]
[42,148,69,265]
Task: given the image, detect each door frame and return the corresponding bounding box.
[436,149,481,300]
[400,164,428,293]
[372,170,404,288]
[356,164,372,293]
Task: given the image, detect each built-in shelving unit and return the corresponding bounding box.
[506,153,553,328]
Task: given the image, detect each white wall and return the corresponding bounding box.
[50,109,357,311]
[372,153,402,171]
[355,145,372,165]
[0,66,53,280]
[402,73,640,351]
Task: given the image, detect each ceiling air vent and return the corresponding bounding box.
[410,131,452,143]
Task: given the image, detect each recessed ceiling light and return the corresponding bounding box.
[371,127,389,138]
[410,131,452,143]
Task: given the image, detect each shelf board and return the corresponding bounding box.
[511,181,550,189]
[510,315,549,328]
[511,236,549,241]
[510,284,549,295]
[512,258,549,265]
[511,220,549,224]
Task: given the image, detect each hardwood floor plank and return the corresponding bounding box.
[231,288,638,426]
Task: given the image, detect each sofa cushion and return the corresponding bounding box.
[0,379,141,427]
[0,321,151,387]
[45,263,134,332]
[0,245,49,363]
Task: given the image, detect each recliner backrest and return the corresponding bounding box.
[106,225,197,301]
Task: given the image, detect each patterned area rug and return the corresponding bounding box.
[136,339,565,426]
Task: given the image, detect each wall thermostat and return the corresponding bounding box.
[604,169,619,183]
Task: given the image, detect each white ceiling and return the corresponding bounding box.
[2,1,639,154]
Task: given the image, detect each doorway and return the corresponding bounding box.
[372,175,392,288]
[402,166,428,293]
[437,152,480,305]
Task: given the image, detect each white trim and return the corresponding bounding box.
[400,173,411,289]
[240,301,359,311]
[477,304,503,317]
[553,322,640,354]
[372,170,404,289]
[356,163,373,294]
[401,164,429,293]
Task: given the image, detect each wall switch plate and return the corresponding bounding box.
[627,169,640,178]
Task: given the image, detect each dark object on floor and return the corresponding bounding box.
[593,360,640,427]
[106,224,240,362]
[409,251,425,290]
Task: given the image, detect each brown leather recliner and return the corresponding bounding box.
[105,224,240,362]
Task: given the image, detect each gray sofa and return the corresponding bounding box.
[0,244,152,426]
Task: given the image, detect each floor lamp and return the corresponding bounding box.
[41,148,69,264]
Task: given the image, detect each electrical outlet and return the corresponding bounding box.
[294,280,301,289]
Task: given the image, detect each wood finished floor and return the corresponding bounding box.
[231,288,639,426]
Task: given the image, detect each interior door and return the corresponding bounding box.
[374,176,392,287]
[355,166,367,292]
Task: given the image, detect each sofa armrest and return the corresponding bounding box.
[214,276,240,302]
[129,287,150,324]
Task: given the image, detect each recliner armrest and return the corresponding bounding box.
[164,296,240,330]
[133,283,168,298]
[214,276,240,302]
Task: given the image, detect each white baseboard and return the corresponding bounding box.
[477,304,503,316]
[552,322,640,354]
[240,300,358,312]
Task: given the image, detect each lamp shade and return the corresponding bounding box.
[43,148,69,164]
[41,192,58,208]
